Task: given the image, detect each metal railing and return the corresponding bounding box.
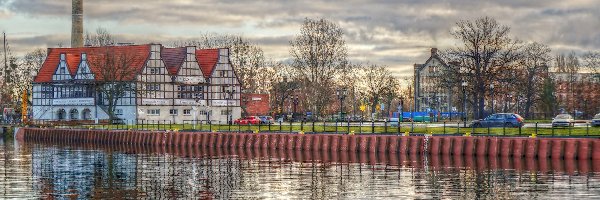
[24,119,600,137]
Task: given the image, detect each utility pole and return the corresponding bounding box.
[3,32,7,83]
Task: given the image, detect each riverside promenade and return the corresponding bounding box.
[15,128,600,160]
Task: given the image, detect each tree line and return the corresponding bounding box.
[2,16,599,120]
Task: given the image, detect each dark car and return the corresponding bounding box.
[471,113,524,128]
[592,114,600,127]
[258,116,275,124]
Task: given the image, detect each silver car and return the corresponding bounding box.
[552,114,574,127]
[592,114,600,127]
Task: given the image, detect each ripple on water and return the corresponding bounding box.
[1,140,600,199]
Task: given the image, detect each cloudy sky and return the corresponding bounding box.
[0,0,599,76]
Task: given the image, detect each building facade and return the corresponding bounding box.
[413,48,454,113]
[32,44,241,124]
[552,72,600,117]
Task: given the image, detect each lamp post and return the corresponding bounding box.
[462,81,468,127]
[292,95,299,121]
[490,83,495,114]
[225,85,235,126]
[336,88,347,129]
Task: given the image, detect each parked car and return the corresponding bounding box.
[470,113,525,128]
[591,113,600,127]
[552,114,575,127]
[258,116,275,124]
[233,116,261,125]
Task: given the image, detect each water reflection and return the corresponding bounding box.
[2,138,600,199]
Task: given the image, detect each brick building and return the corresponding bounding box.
[553,72,600,117]
[241,94,270,116]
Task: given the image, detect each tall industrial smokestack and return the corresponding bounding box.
[71,0,83,47]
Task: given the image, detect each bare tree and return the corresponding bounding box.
[85,27,115,46]
[10,49,47,104]
[582,51,600,81]
[518,42,552,118]
[88,47,142,121]
[445,16,521,119]
[358,64,398,118]
[289,18,348,117]
[267,62,299,117]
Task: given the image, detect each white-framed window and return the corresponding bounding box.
[149,68,159,74]
[115,109,123,116]
[147,109,160,116]
[147,84,161,91]
[169,109,178,115]
[199,110,208,115]
[183,109,191,115]
[221,110,231,115]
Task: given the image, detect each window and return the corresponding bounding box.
[147,84,161,91]
[60,67,65,74]
[199,110,207,115]
[149,68,159,74]
[183,109,191,115]
[115,109,123,116]
[169,109,178,115]
[221,110,231,115]
[69,109,79,120]
[147,109,160,116]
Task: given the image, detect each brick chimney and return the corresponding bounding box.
[71,0,83,47]
[431,48,438,56]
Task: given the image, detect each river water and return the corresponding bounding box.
[1,138,600,199]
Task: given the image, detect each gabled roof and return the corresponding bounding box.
[162,47,186,75]
[34,44,150,83]
[196,49,219,78]
[34,44,226,83]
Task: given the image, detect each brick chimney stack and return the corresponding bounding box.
[71,0,83,47]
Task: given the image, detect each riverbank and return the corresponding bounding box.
[16,128,600,160]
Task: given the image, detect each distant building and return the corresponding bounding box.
[413,48,455,113]
[31,44,241,124]
[552,72,600,117]
[241,94,270,116]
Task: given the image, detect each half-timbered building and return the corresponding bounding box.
[32,44,241,124]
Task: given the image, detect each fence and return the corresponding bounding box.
[24,118,600,137]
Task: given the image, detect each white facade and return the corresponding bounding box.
[31,44,241,125]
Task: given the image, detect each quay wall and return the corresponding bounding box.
[16,128,600,160]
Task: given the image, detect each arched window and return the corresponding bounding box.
[57,109,66,120]
[82,109,92,120]
[70,109,79,120]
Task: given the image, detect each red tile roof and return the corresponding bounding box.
[34,45,150,83]
[34,44,225,83]
[196,49,219,78]
[162,47,186,75]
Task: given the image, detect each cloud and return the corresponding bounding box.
[1,0,599,76]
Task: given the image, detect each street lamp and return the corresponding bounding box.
[336,88,347,128]
[461,81,468,127]
[292,95,299,121]
[225,85,235,126]
[490,83,495,114]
